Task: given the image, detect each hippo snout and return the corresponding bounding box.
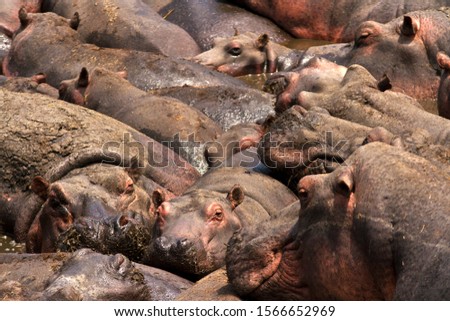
[153,236,193,255]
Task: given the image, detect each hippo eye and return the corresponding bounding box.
[124,182,134,194]
[228,46,242,57]
[355,31,370,46]
[213,208,223,221]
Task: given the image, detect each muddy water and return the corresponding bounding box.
[0,234,25,253]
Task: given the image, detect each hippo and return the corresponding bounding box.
[0,249,193,300]
[59,67,223,173]
[233,0,450,43]
[0,0,41,37]
[0,73,58,98]
[437,51,450,119]
[192,32,293,76]
[264,57,348,114]
[227,142,450,300]
[295,64,450,146]
[148,0,293,51]
[3,9,246,91]
[41,0,201,58]
[300,8,450,102]
[144,166,299,278]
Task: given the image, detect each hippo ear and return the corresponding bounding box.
[233,26,239,36]
[335,168,354,197]
[69,12,80,30]
[227,184,245,209]
[256,34,269,51]
[437,51,450,70]
[31,176,50,200]
[18,7,29,27]
[152,189,167,209]
[400,15,420,37]
[377,74,392,92]
[77,67,89,88]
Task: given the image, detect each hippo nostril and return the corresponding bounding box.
[175,238,191,252]
[154,236,171,252]
[118,215,129,227]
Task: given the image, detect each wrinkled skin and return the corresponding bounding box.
[59,67,223,173]
[297,65,450,145]
[234,0,450,42]
[150,0,293,50]
[192,32,293,76]
[0,73,58,98]
[437,51,450,119]
[0,249,193,300]
[0,0,41,37]
[227,143,450,300]
[145,167,299,278]
[3,10,245,91]
[264,57,348,114]
[149,85,275,131]
[300,8,450,101]
[42,0,201,58]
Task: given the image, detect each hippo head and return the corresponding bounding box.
[43,249,151,300]
[147,185,244,278]
[26,164,153,254]
[192,32,289,76]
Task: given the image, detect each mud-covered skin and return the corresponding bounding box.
[227,143,450,300]
[234,0,450,43]
[151,0,293,51]
[192,32,293,76]
[0,249,193,300]
[145,167,299,278]
[297,65,450,146]
[59,67,223,173]
[149,85,275,131]
[42,0,201,58]
[0,73,58,98]
[0,0,41,37]
[437,51,450,119]
[3,10,245,91]
[264,57,347,114]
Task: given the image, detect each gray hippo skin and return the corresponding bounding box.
[227,143,450,300]
[145,167,299,279]
[192,32,294,76]
[3,9,245,91]
[41,0,201,58]
[0,249,192,300]
[59,67,223,173]
[233,0,450,42]
[150,0,293,51]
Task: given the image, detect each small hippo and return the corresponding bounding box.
[0,249,193,300]
[192,32,293,76]
[227,142,450,300]
[144,167,299,278]
[42,0,201,58]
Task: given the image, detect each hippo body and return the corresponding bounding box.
[59,67,223,173]
[3,10,245,91]
[42,0,201,58]
[145,167,299,278]
[151,0,293,50]
[227,143,450,300]
[234,0,450,43]
[0,249,192,300]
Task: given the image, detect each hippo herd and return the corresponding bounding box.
[0,0,449,301]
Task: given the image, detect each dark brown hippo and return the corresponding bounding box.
[437,51,450,119]
[0,0,41,37]
[233,0,450,43]
[41,0,201,58]
[227,143,450,300]
[0,249,192,300]
[0,88,199,255]
[0,73,58,98]
[3,9,245,91]
[300,8,450,102]
[59,67,223,173]
[296,64,450,146]
[192,32,293,76]
[144,167,299,279]
[148,0,293,51]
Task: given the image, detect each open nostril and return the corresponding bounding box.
[154,236,171,252]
